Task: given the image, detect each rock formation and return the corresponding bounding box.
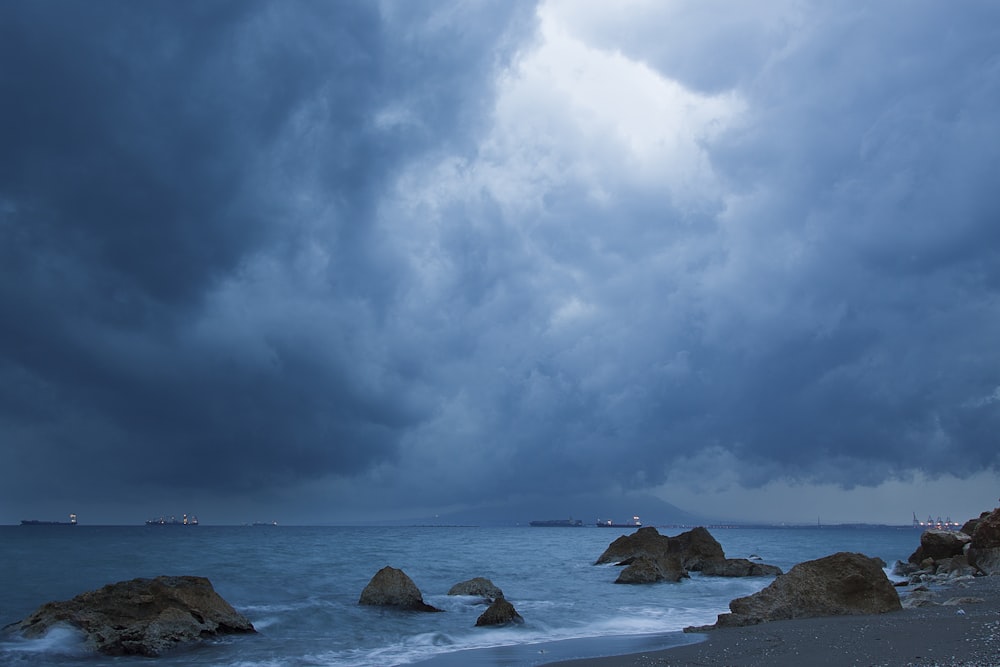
[968,507,1000,575]
[907,529,972,563]
[693,552,901,629]
[700,557,783,577]
[595,526,782,581]
[8,575,255,656]
[359,566,442,612]
[475,597,523,626]
[447,577,504,601]
[614,554,688,584]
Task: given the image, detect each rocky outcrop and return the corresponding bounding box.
[8,576,255,656]
[447,577,504,601]
[475,598,524,626]
[359,566,442,612]
[968,507,1000,575]
[595,526,782,581]
[614,555,688,584]
[694,552,901,629]
[908,529,972,564]
[700,558,783,577]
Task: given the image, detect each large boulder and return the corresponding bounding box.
[908,529,972,564]
[475,598,524,626]
[667,526,727,570]
[614,555,688,584]
[358,566,442,612]
[8,576,255,656]
[968,507,1000,575]
[704,552,901,629]
[447,577,504,601]
[595,526,781,579]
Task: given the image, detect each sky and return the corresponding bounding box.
[2,1,999,526]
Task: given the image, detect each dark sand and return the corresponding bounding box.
[547,575,1000,666]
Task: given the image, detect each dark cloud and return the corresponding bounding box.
[2,1,998,524]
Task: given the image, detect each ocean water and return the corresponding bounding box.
[0,524,919,666]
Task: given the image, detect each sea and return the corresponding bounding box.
[0,523,920,666]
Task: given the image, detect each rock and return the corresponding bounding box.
[968,507,1000,575]
[475,598,523,626]
[703,552,901,629]
[358,566,442,612]
[9,576,255,656]
[595,526,673,564]
[942,596,984,606]
[665,526,728,570]
[892,560,919,577]
[614,555,688,584]
[595,526,781,579]
[700,558,783,577]
[908,529,971,564]
[447,577,504,601]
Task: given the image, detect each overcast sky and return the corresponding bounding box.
[2,1,999,526]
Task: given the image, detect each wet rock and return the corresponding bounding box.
[9,575,255,656]
[447,577,504,601]
[908,529,971,564]
[700,552,901,629]
[968,507,1000,575]
[614,555,688,584]
[595,526,782,579]
[700,558,783,577]
[359,566,442,612]
[475,598,523,626]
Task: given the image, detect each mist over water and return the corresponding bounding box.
[0,525,918,666]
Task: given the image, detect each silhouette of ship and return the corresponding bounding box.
[529,518,583,527]
[21,513,77,526]
[596,515,642,528]
[145,514,198,526]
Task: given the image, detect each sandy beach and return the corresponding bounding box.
[547,575,1000,667]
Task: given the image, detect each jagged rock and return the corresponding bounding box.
[892,560,920,577]
[358,566,442,612]
[968,507,1000,575]
[475,598,523,626]
[595,526,781,579]
[908,529,971,564]
[614,555,688,584]
[447,577,504,601]
[700,558,782,577]
[698,552,901,629]
[8,576,254,656]
[666,526,728,570]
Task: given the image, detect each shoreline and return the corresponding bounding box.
[546,575,1000,667]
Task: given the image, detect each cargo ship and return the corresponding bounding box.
[21,513,77,526]
[529,518,583,527]
[146,514,198,526]
[596,515,642,528]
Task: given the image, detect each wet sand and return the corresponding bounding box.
[546,575,1000,666]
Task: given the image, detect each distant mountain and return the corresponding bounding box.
[395,493,706,527]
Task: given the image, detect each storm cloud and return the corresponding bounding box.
[2,1,998,524]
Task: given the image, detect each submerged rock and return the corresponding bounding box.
[696,552,901,629]
[447,577,504,601]
[700,558,783,577]
[475,598,523,626]
[9,575,255,656]
[359,566,442,612]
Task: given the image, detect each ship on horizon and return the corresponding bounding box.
[529,517,583,527]
[596,515,642,528]
[21,513,77,526]
[146,513,198,526]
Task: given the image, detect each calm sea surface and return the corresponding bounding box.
[0,524,918,666]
